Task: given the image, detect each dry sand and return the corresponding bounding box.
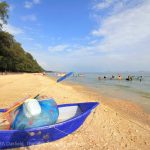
[0,73,150,150]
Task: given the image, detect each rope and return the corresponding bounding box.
[53,127,69,135]
[51,108,98,137]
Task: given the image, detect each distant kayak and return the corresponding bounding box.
[57,72,73,82]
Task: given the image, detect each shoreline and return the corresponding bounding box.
[0,73,150,149]
[61,79,150,127]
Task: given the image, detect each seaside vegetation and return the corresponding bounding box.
[0,1,43,72]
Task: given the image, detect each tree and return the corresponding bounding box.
[0,31,43,72]
[0,1,43,72]
[0,1,9,29]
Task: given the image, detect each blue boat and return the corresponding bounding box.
[57,72,73,82]
[0,101,99,149]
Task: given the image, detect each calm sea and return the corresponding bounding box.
[48,72,150,113]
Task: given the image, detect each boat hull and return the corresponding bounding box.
[0,101,99,149]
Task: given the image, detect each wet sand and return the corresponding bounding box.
[0,73,150,150]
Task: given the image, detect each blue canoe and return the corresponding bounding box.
[0,101,99,149]
[57,72,73,82]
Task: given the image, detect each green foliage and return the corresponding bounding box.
[0,1,9,29]
[0,1,43,73]
[0,31,43,72]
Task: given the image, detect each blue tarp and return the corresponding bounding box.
[11,99,59,130]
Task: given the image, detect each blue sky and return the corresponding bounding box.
[2,0,150,72]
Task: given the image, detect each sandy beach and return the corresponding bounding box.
[0,73,150,150]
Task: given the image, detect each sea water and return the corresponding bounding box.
[48,72,150,113]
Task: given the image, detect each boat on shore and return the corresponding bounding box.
[0,100,99,149]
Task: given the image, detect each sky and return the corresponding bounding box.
[1,0,150,72]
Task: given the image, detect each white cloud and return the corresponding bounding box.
[33,0,41,4]
[91,0,150,53]
[3,24,23,35]
[48,44,70,53]
[22,37,34,41]
[21,14,37,21]
[9,4,16,11]
[0,19,23,35]
[24,1,33,8]
[24,0,41,9]
[92,0,144,15]
[93,0,113,10]
[45,0,150,71]
[26,0,150,72]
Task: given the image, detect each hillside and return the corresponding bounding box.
[0,31,43,72]
[0,1,43,73]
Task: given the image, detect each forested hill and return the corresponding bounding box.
[0,2,43,72]
[0,31,43,72]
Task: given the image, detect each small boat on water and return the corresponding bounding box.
[0,100,99,149]
[57,73,66,77]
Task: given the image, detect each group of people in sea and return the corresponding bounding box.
[98,75,143,81]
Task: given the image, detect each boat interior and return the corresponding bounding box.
[57,105,82,123]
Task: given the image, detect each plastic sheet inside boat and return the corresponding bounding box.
[11,99,59,130]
